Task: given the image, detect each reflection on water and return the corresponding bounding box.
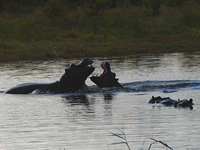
[1,53,200,149]
[63,94,91,106]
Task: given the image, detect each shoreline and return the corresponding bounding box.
[1,46,200,64]
[1,37,199,63]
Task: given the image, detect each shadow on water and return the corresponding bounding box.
[60,93,115,116]
[61,93,114,105]
[62,94,90,106]
[103,94,113,101]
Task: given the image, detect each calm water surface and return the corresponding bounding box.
[1,53,200,150]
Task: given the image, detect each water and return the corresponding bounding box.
[1,52,200,150]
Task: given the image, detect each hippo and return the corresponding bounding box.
[149,96,172,104]
[90,61,123,88]
[149,96,178,106]
[174,99,194,109]
[5,58,95,94]
[149,96,194,109]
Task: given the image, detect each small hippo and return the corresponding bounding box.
[149,96,171,104]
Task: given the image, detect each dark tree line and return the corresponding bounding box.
[0,0,142,12]
[0,0,144,16]
[0,0,197,16]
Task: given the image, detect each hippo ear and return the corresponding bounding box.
[70,64,76,68]
[112,73,116,77]
[65,64,76,72]
[174,101,178,107]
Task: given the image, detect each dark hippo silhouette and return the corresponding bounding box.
[149,96,194,109]
[5,58,95,94]
[149,96,178,106]
[90,61,123,88]
[174,99,193,109]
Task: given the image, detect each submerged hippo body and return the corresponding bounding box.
[5,58,95,94]
[148,96,176,106]
[90,61,123,88]
[149,96,194,109]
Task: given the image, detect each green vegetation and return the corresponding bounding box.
[0,0,200,62]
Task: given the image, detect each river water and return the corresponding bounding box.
[0,52,200,150]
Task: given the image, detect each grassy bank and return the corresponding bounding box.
[0,1,200,63]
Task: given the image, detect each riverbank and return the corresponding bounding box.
[0,1,200,63]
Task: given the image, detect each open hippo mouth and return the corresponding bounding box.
[99,62,110,76]
[59,58,95,92]
[79,58,94,72]
[90,61,123,88]
[67,58,95,77]
[65,58,95,81]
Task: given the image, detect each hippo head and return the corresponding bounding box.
[90,61,123,88]
[174,98,194,108]
[60,58,95,92]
